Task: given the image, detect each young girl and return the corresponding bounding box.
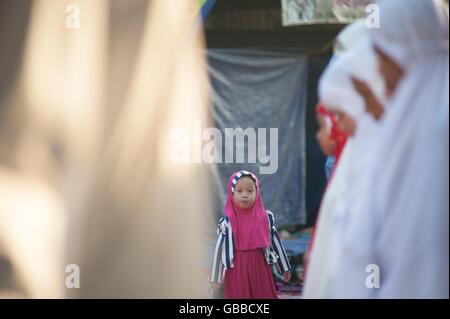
[210,170,291,299]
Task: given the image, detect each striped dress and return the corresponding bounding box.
[210,210,291,286]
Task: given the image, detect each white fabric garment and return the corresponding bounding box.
[324,39,389,298]
[304,37,388,298]
[302,140,353,298]
[319,37,387,122]
[333,19,368,57]
[302,20,369,298]
[367,0,449,298]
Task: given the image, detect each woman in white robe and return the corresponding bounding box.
[303,30,387,298]
[366,0,449,298]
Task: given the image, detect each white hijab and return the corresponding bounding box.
[333,19,368,57]
[318,38,389,298]
[304,33,387,297]
[367,0,449,298]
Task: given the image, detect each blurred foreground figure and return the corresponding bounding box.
[304,38,386,299]
[0,0,212,298]
[302,20,367,286]
[305,0,449,299]
[366,0,449,298]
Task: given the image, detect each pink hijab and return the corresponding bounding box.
[225,170,271,251]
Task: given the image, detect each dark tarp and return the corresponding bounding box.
[207,47,308,227]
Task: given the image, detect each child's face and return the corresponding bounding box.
[233,176,257,210]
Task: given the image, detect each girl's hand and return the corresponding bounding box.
[283,271,291,283]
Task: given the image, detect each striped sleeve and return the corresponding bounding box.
[210,218,226,283]
[221,217,234,270]
[268,211,292,274]
[264,211,278,264]
[210,217,234,283]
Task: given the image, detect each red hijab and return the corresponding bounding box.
[225,170,271,251]
[316,102,348,165]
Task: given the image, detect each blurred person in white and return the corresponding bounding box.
[302,21,368,291]
[308,0,449,299]
[0,0,213,298]
[303,29,388,298]
[361,0,449,298]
